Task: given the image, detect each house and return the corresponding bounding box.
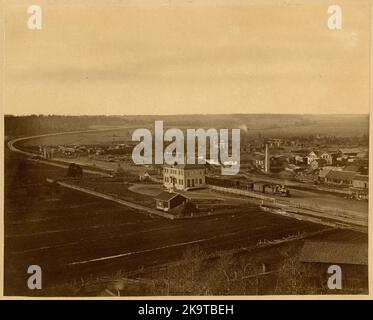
[298,241,368,292]
[324,170,357,186]
[252,153,265,171]
[299,241,368,265]
[306,151,321,165]
[339,148,361,157]
[318,166,334,182]
[310,158,327,171]
[155,191,188,212]
[352,175,368,190]
[350,175,369,199]
[163,163,206,191]
[320,151,336,165]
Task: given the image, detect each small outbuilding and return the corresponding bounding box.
[298,241,368,292]
[155,191,188,212]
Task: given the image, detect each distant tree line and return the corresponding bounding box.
[4,114,369,140]
[4,115,131,137]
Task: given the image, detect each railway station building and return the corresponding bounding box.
[163,163,206,191]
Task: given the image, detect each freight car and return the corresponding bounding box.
[253,182,290,197]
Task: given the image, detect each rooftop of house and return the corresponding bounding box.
[164,163,206,170]
[154,191,188,202]
[353,175,369,182]
[343,164,362,172]
[299,241,368,265]
[339,148,365,155]
[318,167,335,178]
[307,150,322,157]
[325,170,358,181]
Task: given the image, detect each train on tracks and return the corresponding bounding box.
[205,176,290,197]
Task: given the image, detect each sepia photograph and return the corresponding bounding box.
[1,0,371,298]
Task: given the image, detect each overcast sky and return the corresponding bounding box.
[3,0,370,115]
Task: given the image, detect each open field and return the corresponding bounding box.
[4,150,337,296]
[14,127,135,147]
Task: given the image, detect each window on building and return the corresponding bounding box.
[199,178,202,184]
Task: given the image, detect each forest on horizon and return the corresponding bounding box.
[4,114,369,138]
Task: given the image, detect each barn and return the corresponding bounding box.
[155,191,188,212]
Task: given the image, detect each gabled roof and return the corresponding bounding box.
[299,241,368,265]
[318,167,334,178]
[325,170,357,181]
[154,191,187,201]
[353,175,368,182]
[339,148,363,154]
[343,164,361,172]
[320,150,339,155]
[307,150,322,157]
[164,163,206,169]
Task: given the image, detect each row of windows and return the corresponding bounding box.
[164,168,181,175]
[186,178,203,187]
[164,176,204,186]
[164,168,205,175]
[164,177,184,184]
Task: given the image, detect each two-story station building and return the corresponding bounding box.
[163,163,206,191]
